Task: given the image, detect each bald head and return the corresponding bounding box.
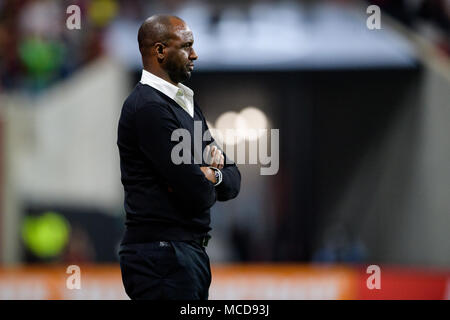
[137,15,197,85]
[138,15,185,56]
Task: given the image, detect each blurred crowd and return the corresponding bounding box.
[370,0,449,53]
[0,0,448,94]
[0,0,199,93]
[0,0,143,93]
[0,0,448,93]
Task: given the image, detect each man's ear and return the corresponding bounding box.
[155,42,165,60]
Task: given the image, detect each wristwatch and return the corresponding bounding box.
[208,166,223,186]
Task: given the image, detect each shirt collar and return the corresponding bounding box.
[140,69,194,100]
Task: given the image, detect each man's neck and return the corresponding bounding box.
[143,67,178,86]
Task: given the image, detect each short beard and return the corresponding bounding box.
[165,59,190,84]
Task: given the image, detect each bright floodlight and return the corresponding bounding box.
[239,106,268,141]
[215,111,247,145]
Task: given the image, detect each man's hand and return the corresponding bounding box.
[169,145,223,190]
[205,145,224,169]
[200,166,216,184]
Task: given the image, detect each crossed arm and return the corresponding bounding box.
[135,103,241,212]
[202,118,241,202]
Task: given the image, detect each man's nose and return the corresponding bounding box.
[189,48,198,60]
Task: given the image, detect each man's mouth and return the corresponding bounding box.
[188,64,194,71]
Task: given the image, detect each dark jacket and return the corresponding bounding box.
[117,83,241,244]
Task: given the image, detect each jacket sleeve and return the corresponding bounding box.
[135,103,216,212]
[203,118,241,202]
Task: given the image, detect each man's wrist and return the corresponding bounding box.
[208,166,223,186]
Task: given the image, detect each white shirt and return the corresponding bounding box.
[140,69,194,118]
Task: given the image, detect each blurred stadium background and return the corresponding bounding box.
[0,0,449,299]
